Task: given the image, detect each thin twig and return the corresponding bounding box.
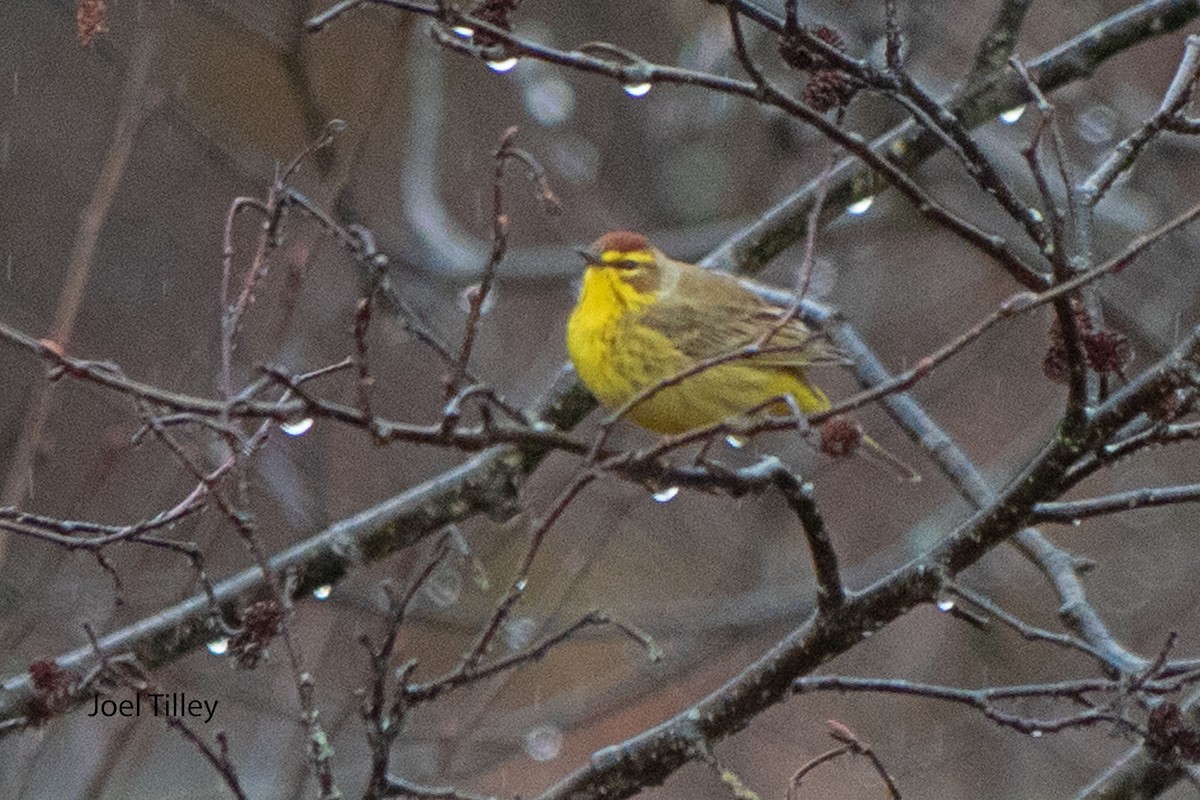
[789,720,900,800]
[448,127,559,400]
[1081,34,1200,206]
[166,724,249,800]
[792,674,1188,735]
[1033,484,1200,524]
[945,581,1108,663]
[406,609,661,704]
[452,471,596,676]
[362,535,455,799]
[882,0,903,70]
[382,775,496,800]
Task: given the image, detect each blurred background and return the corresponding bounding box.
[1,0,1200,797]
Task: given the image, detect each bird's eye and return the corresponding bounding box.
[617,259,640,270]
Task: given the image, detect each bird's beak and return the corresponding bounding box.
[574,246,600,266]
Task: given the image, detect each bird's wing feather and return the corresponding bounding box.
[636,265,847,368]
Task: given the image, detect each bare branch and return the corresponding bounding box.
[1033,484,1200,524]
[967,0,1034,84]
[1081,34,1200,206]
[792,674,1187,736]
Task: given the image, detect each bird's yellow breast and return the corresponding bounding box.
[566,266,670,408]
[565,266,829,434]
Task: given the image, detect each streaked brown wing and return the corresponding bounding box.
[637,264,847,368]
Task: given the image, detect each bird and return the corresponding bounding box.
[566,230,843,435]
[565,230,918,480]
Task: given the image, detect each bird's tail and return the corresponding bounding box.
[860,434,922,483]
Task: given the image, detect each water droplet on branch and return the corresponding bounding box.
[281,417,314,437]
[652,486,680,503]
[999,105,1026,124]
[487,56,519,73]
[846,196,874,215]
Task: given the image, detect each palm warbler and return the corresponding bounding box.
[566,230,844,436]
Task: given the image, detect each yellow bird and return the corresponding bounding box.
[566,230,843,436]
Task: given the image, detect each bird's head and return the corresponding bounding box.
[575,231,665,293]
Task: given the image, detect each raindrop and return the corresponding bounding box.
[524,75,576,126]
[503,616,538,650]
[312,584,332,600]
[1071,518,1082,527]
[514,578,528,592]
[424,560,463,607]
[452,25,474,38]
[846,196,874,216]
[623,82,652,98]
[1027,208,1044,223]
[1030,729,1043,738]
[724,435,746,449]
[524,723,563,762]
[999,105,1026,124]
[281,417,314,437]
[486,56,520,73]
[1077,104,1117,144]
[458,283,498,315]
[652,485,680,503]
[936,597,955,612]
[207,638,229,656]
